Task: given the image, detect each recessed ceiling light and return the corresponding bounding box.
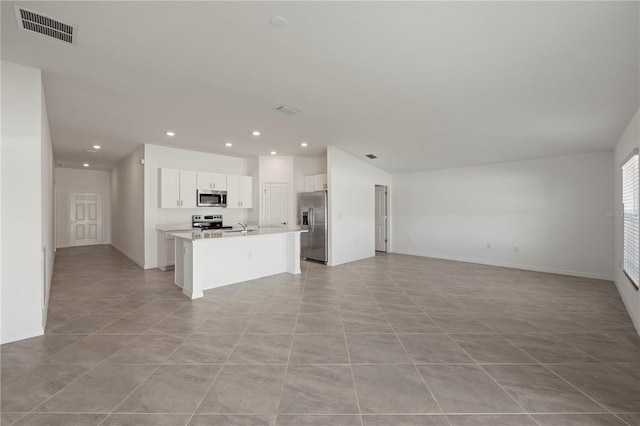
[82,163,90,167]
[271,16,289,28]
[300,142,308,147]
[225,142,233,147]
[166,131,175,137]
[86,149,97,153]
[92,145,101,149]
[270,151,277,155]
[252,131,261,136]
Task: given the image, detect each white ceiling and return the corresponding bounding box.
[2,1,638,173]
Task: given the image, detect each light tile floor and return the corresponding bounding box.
[1,245,639,426]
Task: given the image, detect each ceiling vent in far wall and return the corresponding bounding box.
[275,105,301,115]
[366,154,378,159]
[14,5,77,45]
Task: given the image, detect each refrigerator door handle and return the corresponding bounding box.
[309,207,313,232]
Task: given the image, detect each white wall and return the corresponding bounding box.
[55,168,111,248]
[1,61,53,343]
[144,144,248,268]
[41,86,55,329]
[614,109,640,334]
[327,146,392,266]
[110,146,145,267]
[392,151,614,280]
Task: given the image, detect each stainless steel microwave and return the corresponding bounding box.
[197,190,227,207]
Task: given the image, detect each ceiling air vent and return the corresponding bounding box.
[365,154,378,159]
[14,5,77,45]
[275,105,301,115]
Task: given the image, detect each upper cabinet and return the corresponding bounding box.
[160,168,251,209]
[197,172,227,191]
[227,174,253,208]
[304,173,328,192]
[159,168,197,208]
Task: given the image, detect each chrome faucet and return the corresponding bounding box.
[237,222,247,231]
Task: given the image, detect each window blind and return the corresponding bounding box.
[622,152,639,288]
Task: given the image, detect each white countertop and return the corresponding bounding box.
[170,226,306,241]
[156,224,196,232]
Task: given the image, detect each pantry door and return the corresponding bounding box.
[69,192,103,246]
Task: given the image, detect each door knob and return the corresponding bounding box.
[281,222,287,225]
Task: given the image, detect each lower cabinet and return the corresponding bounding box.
[157,231,176,271]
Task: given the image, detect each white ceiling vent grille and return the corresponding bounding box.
[275,105,301,115]
[14,5,77,45]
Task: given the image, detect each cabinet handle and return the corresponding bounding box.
[212,183,215,189]
[176,200,179,207]
[180,200,183,207]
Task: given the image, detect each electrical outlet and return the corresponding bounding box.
[408,237,412,242]
[486,243,491,249]
[513,246,519,252]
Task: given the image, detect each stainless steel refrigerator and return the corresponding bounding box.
[300,191,328,264]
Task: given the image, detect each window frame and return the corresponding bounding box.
[621,149,639,290]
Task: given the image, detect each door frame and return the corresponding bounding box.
[375,185,389,252]
[68,191,104,247]
[261,181,291,228]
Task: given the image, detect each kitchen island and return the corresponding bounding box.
[170,227,305,299]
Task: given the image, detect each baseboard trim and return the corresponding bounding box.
[109,243,145,269]
[614,278,640,336]
[391,250,614,282]
[1,326,45,345]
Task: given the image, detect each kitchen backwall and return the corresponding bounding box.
[392,150,614,281]
[55,168,111,248]
[613,108,639,333]
[143,144,249,269]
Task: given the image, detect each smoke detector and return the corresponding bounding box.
[14,5,77,45]
[275,105,301,115]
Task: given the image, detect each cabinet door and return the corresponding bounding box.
[211,173,227,190]
[159,168,180,208]
[314,174,327,191]
[239,176,253,208]
[226,174,241,208]
[196,172,212,190]
[180,170,197,208]
[304,176,314,192]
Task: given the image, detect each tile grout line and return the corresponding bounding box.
[185,294,263,426]
[378,266,453,426]
[446,336,542,426]
[274,263,307,424]
[95,363,164,426]
[339,284,365,426]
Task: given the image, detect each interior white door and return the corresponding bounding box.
[375,185,387,252]
[263,182,289,227]
[70,192,103,246]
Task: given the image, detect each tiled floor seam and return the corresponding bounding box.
[377,267,453,426]
[184,300,262,426]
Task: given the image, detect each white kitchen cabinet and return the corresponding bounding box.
[180,170,197,208]
[196,172,227,191]
[226,174,253,208]
[159,168,197,208]
[304,174,328,192]
[314,174,328,191]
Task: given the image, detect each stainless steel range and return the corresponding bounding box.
[192,215,232,230]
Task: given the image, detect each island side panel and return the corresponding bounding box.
[174,237,184,289]
[285,231,302,274]
[193,233,292,294]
